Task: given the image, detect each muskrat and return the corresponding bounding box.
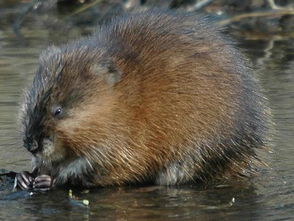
[16,10,269,191]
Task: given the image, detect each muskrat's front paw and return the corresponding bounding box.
[15,171,34,190]
[33,175,53,191]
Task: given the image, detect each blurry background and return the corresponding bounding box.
[0,0,293,220]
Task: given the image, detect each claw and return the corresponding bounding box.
[33,175,53,191]
[15,172,54,192]
[15,171,34,190]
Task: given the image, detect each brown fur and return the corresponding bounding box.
[21,10,269,187]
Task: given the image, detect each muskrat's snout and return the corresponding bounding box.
[23,136,41,154]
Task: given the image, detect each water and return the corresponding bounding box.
[0,4,293,221]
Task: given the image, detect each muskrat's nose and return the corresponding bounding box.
[24,137,39,153]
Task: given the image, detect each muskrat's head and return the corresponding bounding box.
[20,45,122,165]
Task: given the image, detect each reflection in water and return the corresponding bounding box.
[240,38,294,220]
[1,185,263,220]
[0,4,293,221]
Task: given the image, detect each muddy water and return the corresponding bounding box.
[0,5,293,221]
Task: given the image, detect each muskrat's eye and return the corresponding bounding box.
[52,106,63,118]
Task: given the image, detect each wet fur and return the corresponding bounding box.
[21,10,269,187]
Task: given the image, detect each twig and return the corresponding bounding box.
[66,0,104,17]
[187,0,215,12]
[267,0,283,10]
[218,9,294,26]
[12,0,44,43]
[124,0,141,9]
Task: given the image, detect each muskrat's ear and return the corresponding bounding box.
[90,59,122,86]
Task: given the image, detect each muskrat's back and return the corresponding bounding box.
[20,10,269,188]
